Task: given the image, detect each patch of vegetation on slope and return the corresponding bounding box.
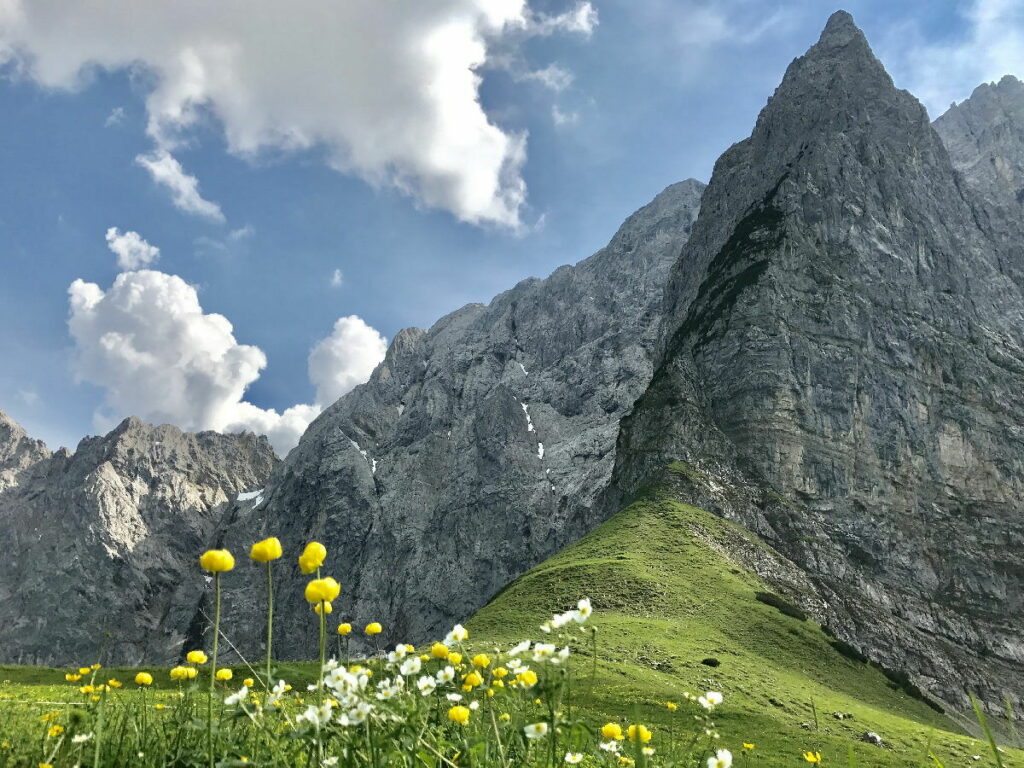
[468,497,1020,767]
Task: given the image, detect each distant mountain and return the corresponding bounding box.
[0,412,276,665]
[610,11,1024,714]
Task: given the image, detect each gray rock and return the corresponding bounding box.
[212,180,705,661]
[0,412,276,666]
[610,10,1024,715]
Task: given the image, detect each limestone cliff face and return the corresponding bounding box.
[214,181,705,659]
[610,12,1024,713]
[0,413,276,665]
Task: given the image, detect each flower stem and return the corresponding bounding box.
[265,560,274,686]
[208,571,222,768]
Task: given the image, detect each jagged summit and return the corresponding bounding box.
[815,9,865,49]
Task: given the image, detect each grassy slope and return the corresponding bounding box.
[468,496,1023,767]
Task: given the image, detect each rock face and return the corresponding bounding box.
[934,75,1024,211]
[214,180,705,660]
[0,413,276,666]
[610,12,1024,714]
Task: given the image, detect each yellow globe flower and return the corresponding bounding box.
[493,667,509,679]
[666,701,677,711]
[803,752,822,764]
[249,537,283,563]
[298,541,327,574]
[78,667,90,675]
[47,725,64,738]
[516,670,538,688]
[364,622,383,636]
[107,679,122,688]
[743,743,755,751]
[601,723,624,741]
[186,650,208,665]
[337,623,352,636]
[90,664,102,670]
[627,725,653,744]
[169,667,188,681]
[447,705,471,726]
[314,601,333,614]
[216,668,233,681]
[463,671,484,688]
[430,642,449,658]
[471,653,491,668]
[65,673,81,682]
[79,685,95,695]
[447,651,463,665]
[499,712,511,722]
[134,672,153,686]
[199,549,235,573]
[185,667,198,680]
[304,577,341,604]
[243,678,255,688]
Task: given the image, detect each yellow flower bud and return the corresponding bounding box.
[107,679,122,688]
[447,705,470,725]
[627,724,652,744]
[364,622,383,636]
[499,712,511,721]
[430,642,449,658]
[314,601,333,614]
[90,664,102,670]
[78,667,90,675]
[666,701,677,711]
[601,723,624,741]
[243,678,255,688]
[186,650,208,665]
[337,623,352,636]
[216,668,233,681]
[249,537,283,563]
[304,577,341,604]
[298,541,326,574]
[135,672,153,686]
[199,549,235,573]
[185,667,198,679]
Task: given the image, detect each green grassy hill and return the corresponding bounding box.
[467,494,1022,767]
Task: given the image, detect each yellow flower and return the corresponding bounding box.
[463,671,484,688]
[337,623,352,636]
[243,677,255,688]
[185,667,198,680]
[65,673,81,682]
[499,712,511,722]
[47,725,64,738]
[90,663,102,670]
[298,541,327,574]
[249,537,283,563]
[79,685,95,695]
[486,688,495,698]
[447,705,471,726]
[216,668,233,681]
[314,601,333,614]
[447,651,463,665]
[304,577,342,604]
[803,752,822,764]
[743,743,755,751]
[431,642,449,658]
[364,622,383,636]
[666,701,678,711]
[199,549,235,572]
[627,724,653,744]
[491,679,505,689]
[107,679,122,688]
[155,704,166,710]
[78,667,91,675]
[187,650,208,665]
[617,757,635,767]
[601,722,624,741]
[40,763,54,768]
[493,667,509,679]
[515,669,538,688]
[90,695,101,703]
[471,653,491,668]
[169,666,189,680]
[134,672,153,686]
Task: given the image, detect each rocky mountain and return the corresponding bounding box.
[934,74,1024,212]
[609,11,1024,715]
[212,179,705,659]
[0,413,276,665]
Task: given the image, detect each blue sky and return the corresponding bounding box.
[0,0,1018,453]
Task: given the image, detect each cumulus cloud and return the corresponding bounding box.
[885,0,1024,117]
[67,269,386,455]
[0,0,597,228]
[308,316,388,407]
[135,150,225,222]
[105,227,160,270]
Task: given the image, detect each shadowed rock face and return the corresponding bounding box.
[212,180,706,660]
[0,413,276,666]
[610,11,1024,714]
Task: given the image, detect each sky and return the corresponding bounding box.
[0,0,1021,455]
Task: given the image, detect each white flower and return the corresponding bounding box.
[539,622,552,633]
[549,646,570,665]
[469,701,480,710]
[444,624,469,645]
[574,598,592,622]
[224,685,249,706]
[507,659,524,671]
[446,693,463,702]
[707,748,732,768]
[565,753,583,764]
[436,666,456,684]
[267,679,288,707]
[643,747,655,756]
[551,611,574,629]
[323,758,339,767]
[400,657,422,676]
[600,741,619,752]
[532,643,557,662]
[508,640,531,656]
[416,675,437,696]
[297,702,334,728]
[524,722,549,739]
[338,702,372,727]
[698,691,723,710]
[71,733,94,744]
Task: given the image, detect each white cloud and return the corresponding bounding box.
[884,0,1024,117]
[519,63,574,91]
[135,150,225,222]
[0,1,598,228]
[551,105,579,127]
[308,316,388,407]
[67,268,387,455]
[330,269,344,288]
[104,106,126,127]
[105,227,160,270]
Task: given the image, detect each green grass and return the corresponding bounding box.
[467,497,1024,767]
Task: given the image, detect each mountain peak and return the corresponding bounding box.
[816,10,863,48]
